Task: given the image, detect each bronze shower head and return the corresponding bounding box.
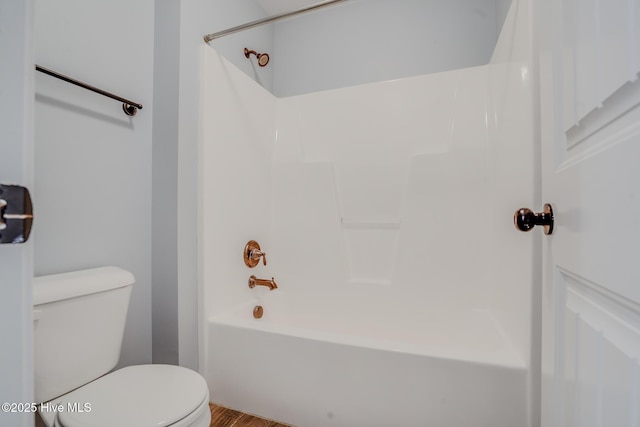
[244,48,270,67]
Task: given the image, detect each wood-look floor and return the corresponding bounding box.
[210,403,294,427]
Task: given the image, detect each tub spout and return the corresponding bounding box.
[248,275,278,290]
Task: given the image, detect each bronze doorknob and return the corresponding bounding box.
[514,203,554,235]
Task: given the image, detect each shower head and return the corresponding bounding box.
[244,48,270,67]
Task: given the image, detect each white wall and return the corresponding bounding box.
[30,0,272,370]
[34,0,155,367]
[273,68,494,303]
[199,47,276,321]
[495,0,513,37]
[488,0,538,424]
[200,3,537,424]
[0,1,35,425]
[171,0,273,369]
[178,0,519,371]
[272,0,499,97]
[200,0,534,349]
[152,0,181,365]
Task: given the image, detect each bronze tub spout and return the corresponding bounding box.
[248,275,278,290]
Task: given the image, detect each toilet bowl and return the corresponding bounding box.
[33,267,211,427]
[39,365,210,427]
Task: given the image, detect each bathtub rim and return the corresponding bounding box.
[207,298,527,371]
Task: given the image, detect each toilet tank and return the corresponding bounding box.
[33,267,134,403]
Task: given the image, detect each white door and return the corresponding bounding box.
[539,0,640,426]
[0,1,35,427]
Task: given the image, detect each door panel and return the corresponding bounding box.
[0,1,34,426]
[540,0,640,425]
[558,268,640,427]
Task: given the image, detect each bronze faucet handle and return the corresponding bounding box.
[250,249,267,266]
[244,240,267,267]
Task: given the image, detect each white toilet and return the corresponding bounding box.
[33,267,211,427]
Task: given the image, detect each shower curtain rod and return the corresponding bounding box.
[35,65,143,116]
[203,0,348,43]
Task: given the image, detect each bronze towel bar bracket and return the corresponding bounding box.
[35,65,143,117]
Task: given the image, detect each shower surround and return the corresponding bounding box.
[199,1,537,425]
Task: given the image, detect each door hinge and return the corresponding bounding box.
[0,184,33,244]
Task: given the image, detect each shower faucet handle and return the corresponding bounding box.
[252,249,267,266]
[244,240,267,267]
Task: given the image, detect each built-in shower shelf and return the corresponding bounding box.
[341,218,401,229]
[341,218,400,285]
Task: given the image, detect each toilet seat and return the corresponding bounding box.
[48,365,209,427]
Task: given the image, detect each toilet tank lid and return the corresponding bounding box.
[34,267,135,305]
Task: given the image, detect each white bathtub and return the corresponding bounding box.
[205,289,528,427]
